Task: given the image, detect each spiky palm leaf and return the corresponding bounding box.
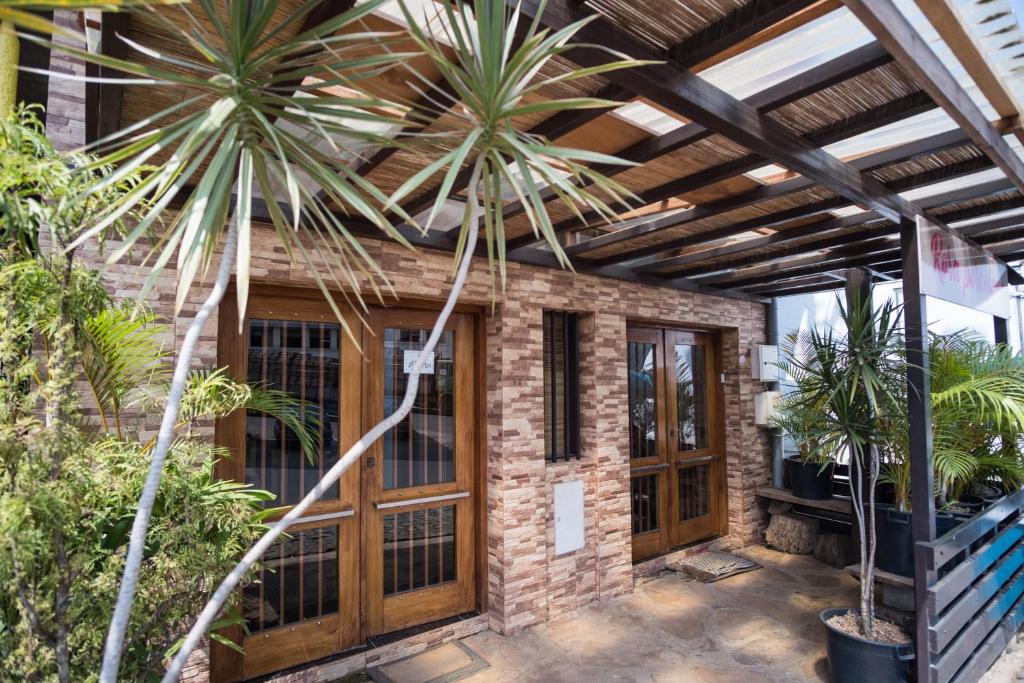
[22,0,423,337]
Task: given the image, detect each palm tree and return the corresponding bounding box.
[27,1,644,678]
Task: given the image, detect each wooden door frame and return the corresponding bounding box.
[211,283,487,682]
[627,323,728,562]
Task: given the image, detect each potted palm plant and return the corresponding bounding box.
[775,331,840,500]
[783,292,913,682]
[875,331,1024,576]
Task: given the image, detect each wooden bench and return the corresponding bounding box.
[756,486,852,514]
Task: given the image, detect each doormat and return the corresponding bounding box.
[668,551,761,583]
[367,640,489,683]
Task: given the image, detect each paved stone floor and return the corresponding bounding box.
[461,545,860,683]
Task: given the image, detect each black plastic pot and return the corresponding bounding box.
[958,495,987,513]
[784,456,835,500]
[874,505,913,576]
[875,507,965,576]
[821,608,914,683]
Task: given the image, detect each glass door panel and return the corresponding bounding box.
[628,341,659,460]
[672,342,708,452]
[383,328,456,489]
[364,310,476,636]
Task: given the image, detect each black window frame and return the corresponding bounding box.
[543,310,581,462]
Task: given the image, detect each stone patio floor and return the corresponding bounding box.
[460,545,859,683]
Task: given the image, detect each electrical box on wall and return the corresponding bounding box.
[754,391,780,426]
[553,480,585,556]
[753,344,779,382]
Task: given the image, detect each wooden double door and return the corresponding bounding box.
[627,326,726,561]
[216,293,477,679]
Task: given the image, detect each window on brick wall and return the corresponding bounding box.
[543,311,581,462]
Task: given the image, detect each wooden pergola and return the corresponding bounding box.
[67,1,1024,681]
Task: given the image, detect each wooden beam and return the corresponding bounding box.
[354,78,460,177]
[85,11,129,144]
[843,0,1024,194]
[638,155,994,275]
[529,82,632,140]
[669,0,819,69]
[267,0,357,126]
[531,87,932,256]
[957,213,1024,238]
[504,40,897,250]
[912,0,1024,147]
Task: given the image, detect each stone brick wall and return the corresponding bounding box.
[37,18,772,678]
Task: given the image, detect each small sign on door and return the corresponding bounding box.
[403,349,435,374]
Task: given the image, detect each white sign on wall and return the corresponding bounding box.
[916,216,1010,319]
[403,349,435,374]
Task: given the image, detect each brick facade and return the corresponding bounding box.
[39,17,772,679]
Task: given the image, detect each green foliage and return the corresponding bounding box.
[0,109,310,682]
[880,331,1024,510]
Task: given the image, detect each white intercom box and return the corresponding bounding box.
[753,344,779,382]
[554,480,585,556]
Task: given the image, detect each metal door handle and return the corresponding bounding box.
[375,491,469,510]
[678,455,718,466]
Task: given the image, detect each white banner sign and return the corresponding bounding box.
[917,216,1010,319]
[403,349,435,374]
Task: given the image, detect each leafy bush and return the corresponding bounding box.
[0,107,309,682]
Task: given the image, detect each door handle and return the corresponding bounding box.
[375,491,470,510]
[677,455,718,466]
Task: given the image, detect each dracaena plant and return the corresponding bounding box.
[30,0,645,679]
[778,292,904,639]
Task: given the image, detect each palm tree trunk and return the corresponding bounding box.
[100,223,239,683]
[160,158,485,683]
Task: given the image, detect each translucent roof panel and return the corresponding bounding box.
[700,8,874,101]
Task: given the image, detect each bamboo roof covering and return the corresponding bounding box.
[97,0,1024,301]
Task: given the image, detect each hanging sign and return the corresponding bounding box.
[917,216,1010,319]
[403,349,435,374]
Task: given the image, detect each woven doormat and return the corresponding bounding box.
[668,551,761,583]
[367,641,489,683]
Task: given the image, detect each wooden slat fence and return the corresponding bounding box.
[918,488,1024,682]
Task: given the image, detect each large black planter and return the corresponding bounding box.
[874,505,913,576]
[821,608,914,683]
[784,456,835,500]
[875,506,961,577]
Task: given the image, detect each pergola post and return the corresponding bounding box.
[900,218,936,683]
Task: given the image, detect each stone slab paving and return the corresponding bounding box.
[460,545,859,682]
